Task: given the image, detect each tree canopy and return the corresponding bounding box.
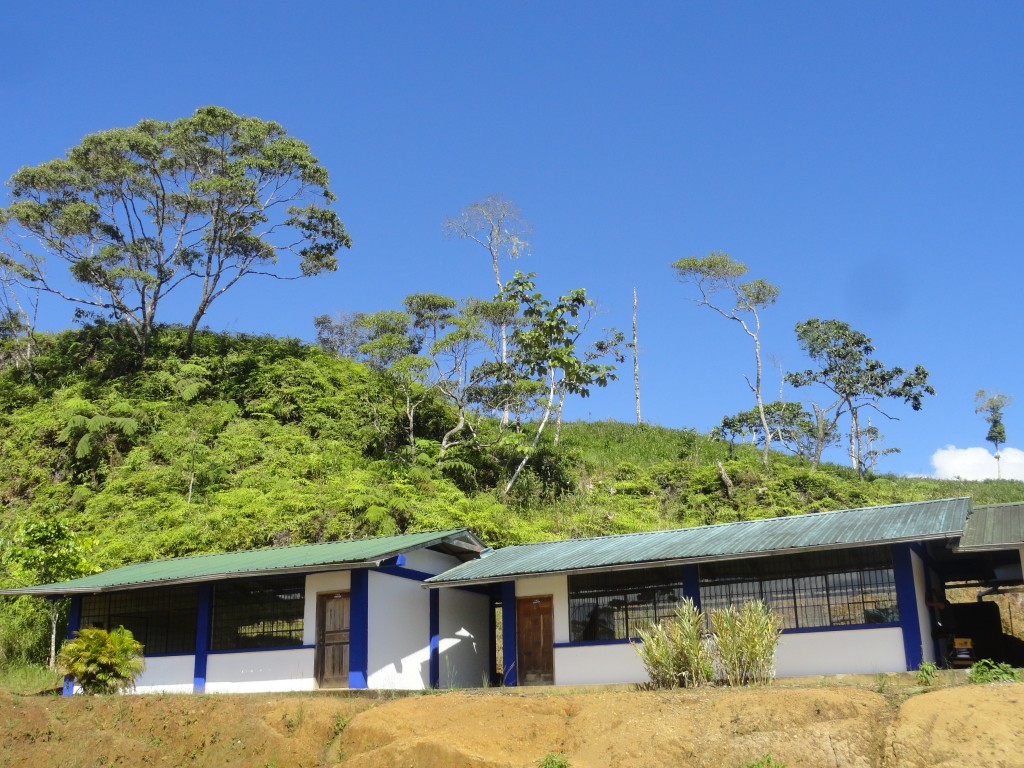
[786,319,935,478]
[0,106,350,358]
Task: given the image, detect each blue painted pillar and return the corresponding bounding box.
[429,589,440,688]
[682,564,701,609]
[349,569,369,689]
[501,581,517,687]
[62,596,82,696]
[893,543,924,671]
[193,584,212,694]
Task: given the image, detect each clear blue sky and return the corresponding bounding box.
[3,2,1023,478]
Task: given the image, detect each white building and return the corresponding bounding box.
[3,529,492,694]
[427,498,1024,685]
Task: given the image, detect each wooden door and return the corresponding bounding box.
[516,596,554,685]
[317,592,350,688]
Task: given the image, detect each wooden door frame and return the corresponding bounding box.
[315,590,350,688]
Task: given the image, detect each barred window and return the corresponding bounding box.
[568,567,688,642]
[698,547,899,630]
[211,576,305,651]
[80,586,198,654]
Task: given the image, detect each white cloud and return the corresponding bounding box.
[930,445,1024,481]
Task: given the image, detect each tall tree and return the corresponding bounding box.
[502,272,623,494]
[0,106,350,359]
[444,196,530,423]
[671,252,779,467]
[1,520,97,668]
[975,389,1012,479]
[785,319,935,478]
[632,287,641,424]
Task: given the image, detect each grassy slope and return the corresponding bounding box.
[2,327,1022,664]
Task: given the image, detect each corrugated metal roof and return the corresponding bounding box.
[1,529,480,596]
[427,498,971,587]
[958,503,1024,551]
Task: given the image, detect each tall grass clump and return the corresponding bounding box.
[710,601,782,686]
[636,599,780,688]
[635,598,713,688]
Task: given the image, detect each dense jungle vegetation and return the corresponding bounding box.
[1,324,1021,666]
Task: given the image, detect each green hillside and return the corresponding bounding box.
[1,325,1021,664]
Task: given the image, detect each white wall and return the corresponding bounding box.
[911,549,936,664]
[133,655,196,694]
[205,648,315,693]
[366,571,430,690]
[405,549,459,574]
[555,643,649,685]
[439,589,490,689]
[774,627,907,676]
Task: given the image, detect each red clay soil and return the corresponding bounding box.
[2,681,1024,767]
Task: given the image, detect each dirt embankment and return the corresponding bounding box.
[2,682,1024,768]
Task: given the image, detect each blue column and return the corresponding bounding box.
[193,584,212,694]
[429,589,440,688]
[62,596,82,696]
[349,569,369,689]
[893,543,924,671]
[501,581,517,687]
[682,564,701,609]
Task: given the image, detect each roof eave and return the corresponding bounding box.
[0,559,387,597]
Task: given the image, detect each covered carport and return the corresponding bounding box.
[932,503,1024,665]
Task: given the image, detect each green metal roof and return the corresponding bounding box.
[1,529,484,596]
[957,503,1024,552]
[427,498,971,587]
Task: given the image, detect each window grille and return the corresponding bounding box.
[568,567,688,642]
[698,547,899,629]
[80,586,199,654]
[210,576,305,651]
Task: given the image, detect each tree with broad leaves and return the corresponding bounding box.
[975,390,1012,479]
[1,520,98,669]
[502,272,623,495]
[785,319,935,478]
[0,106,350,360]
[671,252,779,468]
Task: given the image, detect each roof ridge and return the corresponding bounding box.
[95,528,467,571]
[500,497,969,550]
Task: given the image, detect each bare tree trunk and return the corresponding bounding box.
[751,328,772,468]
[716,461,735,500]
[49,606,59,669]
[632,288,641,424]
[505,371,557,495]
[849,407,862,477]
[553,395,566,446]
[812,403,826,470]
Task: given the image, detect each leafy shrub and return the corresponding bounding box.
[916,660,938,686]
[56,626,145,694]
[537,753,571,768]
[710,601,782,687]
[744,756,786,768]
[967,658,1022,684]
